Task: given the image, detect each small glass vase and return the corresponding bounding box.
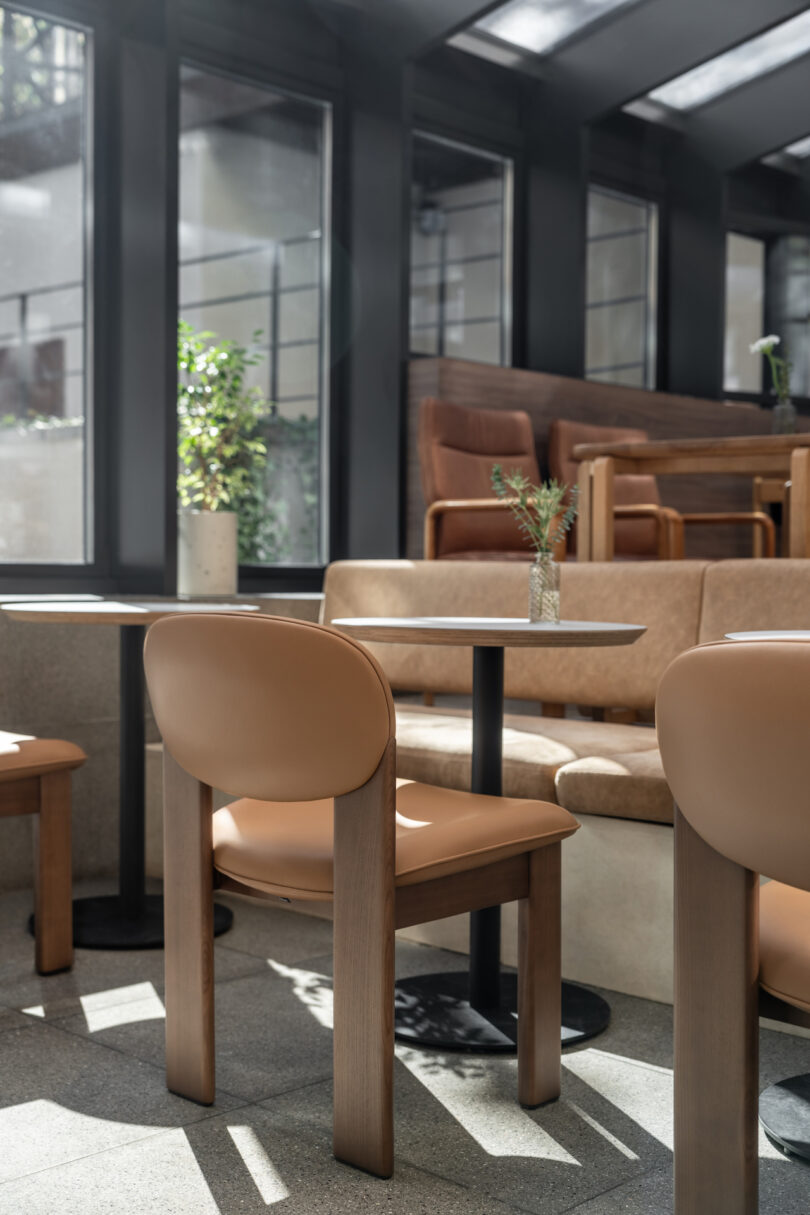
[772,399,798,435]
[528,553,560,624]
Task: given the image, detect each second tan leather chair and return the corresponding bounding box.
[145,613,579,1178]
[657,639,810,1214]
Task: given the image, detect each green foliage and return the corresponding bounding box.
[177,321,320,565]
[178,319,270,512]
[491,465,578,555]
[0,412,83,432]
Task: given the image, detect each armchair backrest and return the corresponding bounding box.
[548,418,661,558]
[657,639,810,891]
[419,397,539,556]
[144,613,395,802]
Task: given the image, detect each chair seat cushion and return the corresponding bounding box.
[0,731,86,782]
[394,705,659,802]
[554,750,673,825]
[212,779,578,900]
[759,881,810,1014]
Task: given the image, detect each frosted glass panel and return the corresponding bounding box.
[723,233,765,394]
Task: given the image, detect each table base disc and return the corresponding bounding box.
[394,971,610,1052]
[29,895,233,950]
[760,1074,810,1162]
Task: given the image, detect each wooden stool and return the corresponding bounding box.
[0,732,86,973]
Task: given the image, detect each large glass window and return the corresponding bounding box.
[723,233,765,394]
[0,6,90,563]
[178,66,330,567]
[410,132,512,366]
[770,235,810,399]
[585,186,658,389]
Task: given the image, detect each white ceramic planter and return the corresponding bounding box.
[177,509,238,598]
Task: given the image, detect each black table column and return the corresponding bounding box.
[468,646,504,1011]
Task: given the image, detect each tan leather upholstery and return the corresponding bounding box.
[698,559,810,643]
[144,613,395,803]
[394,705,658,803]
[554,749,672,825]
[759,881,810,1013]
[548,418,660,558]
[657,640,810,891]
[419,398,539,557]
[0,731,86,782]
[213,779,577,900]
[324,559,707,710]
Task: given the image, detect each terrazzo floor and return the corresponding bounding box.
[1,880,809,1214]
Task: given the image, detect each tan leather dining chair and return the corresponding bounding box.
[0,730,85,973]
[657,639,810,1214]
[144,613,578,1178]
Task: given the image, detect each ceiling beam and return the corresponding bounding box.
[309,0,505,60]
[690,54,810,172]
[541,0,810,121]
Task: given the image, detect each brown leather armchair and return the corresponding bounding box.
[419,397,566,560]
[550,418,775,560]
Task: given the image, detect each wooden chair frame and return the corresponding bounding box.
[163,742,562,1178]
[0,771,73,974]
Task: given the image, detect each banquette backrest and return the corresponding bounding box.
[697,559,810,642]
[322,560,708,711]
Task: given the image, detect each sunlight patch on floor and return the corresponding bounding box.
[396,1046,580,1164]
[268,960,333,1029]
[227,1125,290,1204]
[79,982,165,1032]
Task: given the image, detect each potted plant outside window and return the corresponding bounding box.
[177,321,271,597]
[492,465,578,623]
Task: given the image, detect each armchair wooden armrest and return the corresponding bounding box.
[677,511,776,559]
[424,499,567,561]
[612,504,681,560]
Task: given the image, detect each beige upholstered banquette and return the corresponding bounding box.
[322,559,810,828]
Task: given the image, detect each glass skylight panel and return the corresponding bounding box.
[648,11,810,111]
[785,134,810,159]
[475,0,634,57]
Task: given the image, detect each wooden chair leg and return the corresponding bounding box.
[674,806,758,1215]
[33,771,73,974]
[518,844,561,1108]
[333,740,396,1177]
[163,749,215,1105]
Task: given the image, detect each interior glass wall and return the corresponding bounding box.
[410,132,512,366]
[585,185,658,388]
[723,232,765,394]
[0,6,90,563]
[178,65,330,567]
[769,235,810,399]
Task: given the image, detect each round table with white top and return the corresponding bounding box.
[0,598,260,950]
[333,615,646,1053]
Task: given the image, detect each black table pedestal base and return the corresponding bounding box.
[394,971,610,1052]
[29,895,233,950]
[760,1074,810,1162]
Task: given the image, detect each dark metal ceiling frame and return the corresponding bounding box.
[689,52,810,172]
[446,0,810,124]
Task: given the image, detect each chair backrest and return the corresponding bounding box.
[698,560,810,642]
[418,397,539,556]
[144,613,395,802]
[548,418,661,558]
[323,559,708,710]
[657,640,810,891]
